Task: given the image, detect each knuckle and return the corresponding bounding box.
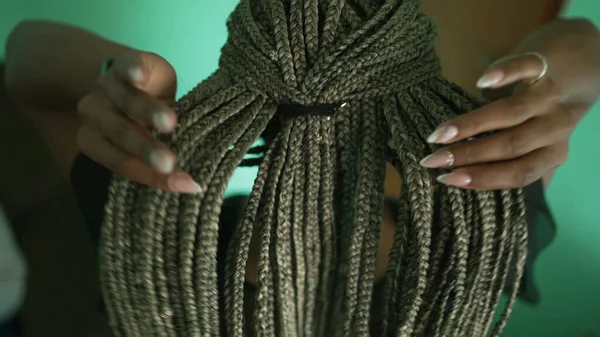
[562,119,576,136]
[540,78,561,104]
[556,145,569,166]
[458,145,478,166]
[513,166,537,187]
[105,118,131,144]
[120,91,137,114]
[128,96,151,121]
[111,157,131,177]
[506,132,528,157]
[117,89,150,122]
[463,119,482,135]
[506,95,528,121]
[557,154,568,166]
[560,105,580,133]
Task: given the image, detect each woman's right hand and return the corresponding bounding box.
[76,51,201,194]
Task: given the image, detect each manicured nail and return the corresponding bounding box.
[420,150,454,168]
[153,112,174,132]
[128,67,144,83]
[149,149,174,174]
[476,69,504,88]
[437,172,472,187]
[168,173,202,194]
[427,125,458,144]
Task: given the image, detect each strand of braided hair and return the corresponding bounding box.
[99,0,529,336]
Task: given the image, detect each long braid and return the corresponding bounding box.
[273,119,301,336]
[291,120,308,334]
[303,116,322,334]
[315,116,337,337]
[99,0,530,336]
[354,101,386,335]
[328,101,361,336]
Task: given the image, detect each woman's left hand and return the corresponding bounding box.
[420,53,588,190]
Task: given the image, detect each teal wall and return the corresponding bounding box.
[1,1,598,336]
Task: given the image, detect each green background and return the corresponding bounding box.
[1,0,598,336]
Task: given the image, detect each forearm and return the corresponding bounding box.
[4,20,134,111]
[512,17,600,105]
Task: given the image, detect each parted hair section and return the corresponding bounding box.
[99,0,528,336]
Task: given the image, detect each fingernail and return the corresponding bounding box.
[437,172,472,187]
[420,151,454,168]
[128,67,144,83]
[149,149,174,174]
[427,125,458,144]
[476,69,504,88]
[168,173,202,194]
[153,112,174,132]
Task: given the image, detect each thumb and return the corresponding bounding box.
[476,52,548,90]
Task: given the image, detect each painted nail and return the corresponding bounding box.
[153,112,174,132]
[420,150,454,168]
[427,125,459,144]
[128,67,144,83]
[476,69,504,88]
[168,173,202,194]
[149,149,175,174]
[437,172,472,187]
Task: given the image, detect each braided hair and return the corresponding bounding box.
[99,0,528,336]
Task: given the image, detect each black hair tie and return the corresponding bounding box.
[278,102,346,118]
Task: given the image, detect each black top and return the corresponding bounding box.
[70,152,556,305]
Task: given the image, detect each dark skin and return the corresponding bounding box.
[4,0,574,195]
[378,15,600,282]
[4,2,599,332]
[420,19,600,191]
[6,0,599,275]
[248,17,600,283]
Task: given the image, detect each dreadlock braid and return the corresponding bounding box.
[99,0,530,336]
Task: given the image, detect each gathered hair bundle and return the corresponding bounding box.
[99,0,529,336]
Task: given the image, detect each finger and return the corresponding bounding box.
[109,51,148,88]
[426,81,557,144]
[78,95,176,174]
[435,145,567,190]
[110,52,178,101]
[476,53,548,89]
[420,109,573,168]
[77,126,201,194]
[94,75,177,132]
